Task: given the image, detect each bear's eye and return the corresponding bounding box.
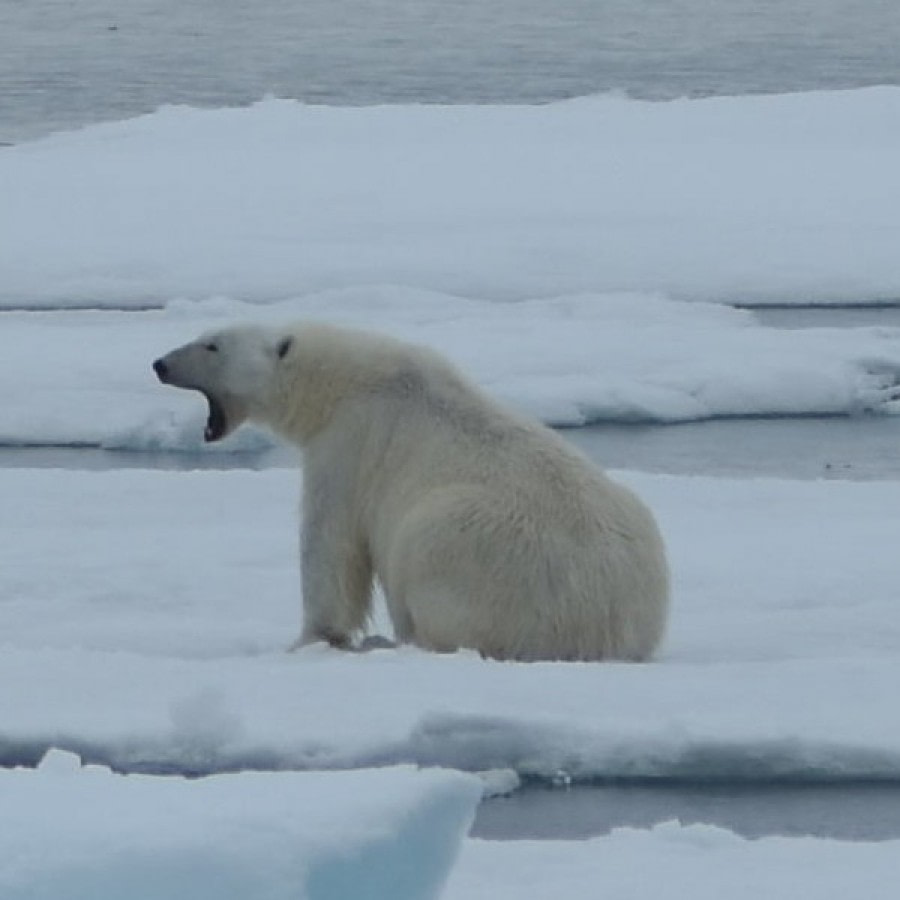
[204,342,219,352]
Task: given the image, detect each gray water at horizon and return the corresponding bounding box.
[2,0,900,143]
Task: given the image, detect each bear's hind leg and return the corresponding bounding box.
[385,487,530,658]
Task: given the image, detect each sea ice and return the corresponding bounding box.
[1,89,899,308]
[446,823,900,899]
[1,751,480,900]
[3,290,900,450]
[2,468,900,781]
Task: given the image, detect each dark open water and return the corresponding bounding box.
[2,0,900,143]
[5,413,900,482]
[474,780,900,842]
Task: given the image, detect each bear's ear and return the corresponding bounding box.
[276,336,293,360]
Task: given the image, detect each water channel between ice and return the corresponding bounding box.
[5,415,900,482]
[6,303,900,841]
[473,780,900,842]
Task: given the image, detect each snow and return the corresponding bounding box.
[4,83,900,896]
[445,824,900,900]
[1,88,900,309]
[1,750,480,900]
[4,86,900,447]
[4,290,900,450]
[3,467,900,780]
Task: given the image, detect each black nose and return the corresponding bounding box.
[153,358,169,381]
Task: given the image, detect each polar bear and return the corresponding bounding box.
[153,322,669,661]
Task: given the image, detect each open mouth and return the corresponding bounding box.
[202,392,228,443]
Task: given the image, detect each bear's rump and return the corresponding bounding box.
[379,485,659,660]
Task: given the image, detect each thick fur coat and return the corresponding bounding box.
[154,322,669,661]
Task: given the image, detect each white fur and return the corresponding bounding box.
[160,322,670,661]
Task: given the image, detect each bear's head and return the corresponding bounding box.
[153,325,293,442]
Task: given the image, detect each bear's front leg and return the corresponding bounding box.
[290,488,373,651]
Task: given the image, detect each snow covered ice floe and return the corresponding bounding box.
[3,468,900,781]
[0,749,480,900]
[444,823,900,900]
[4,290,900,449]
[1,88,900,308]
